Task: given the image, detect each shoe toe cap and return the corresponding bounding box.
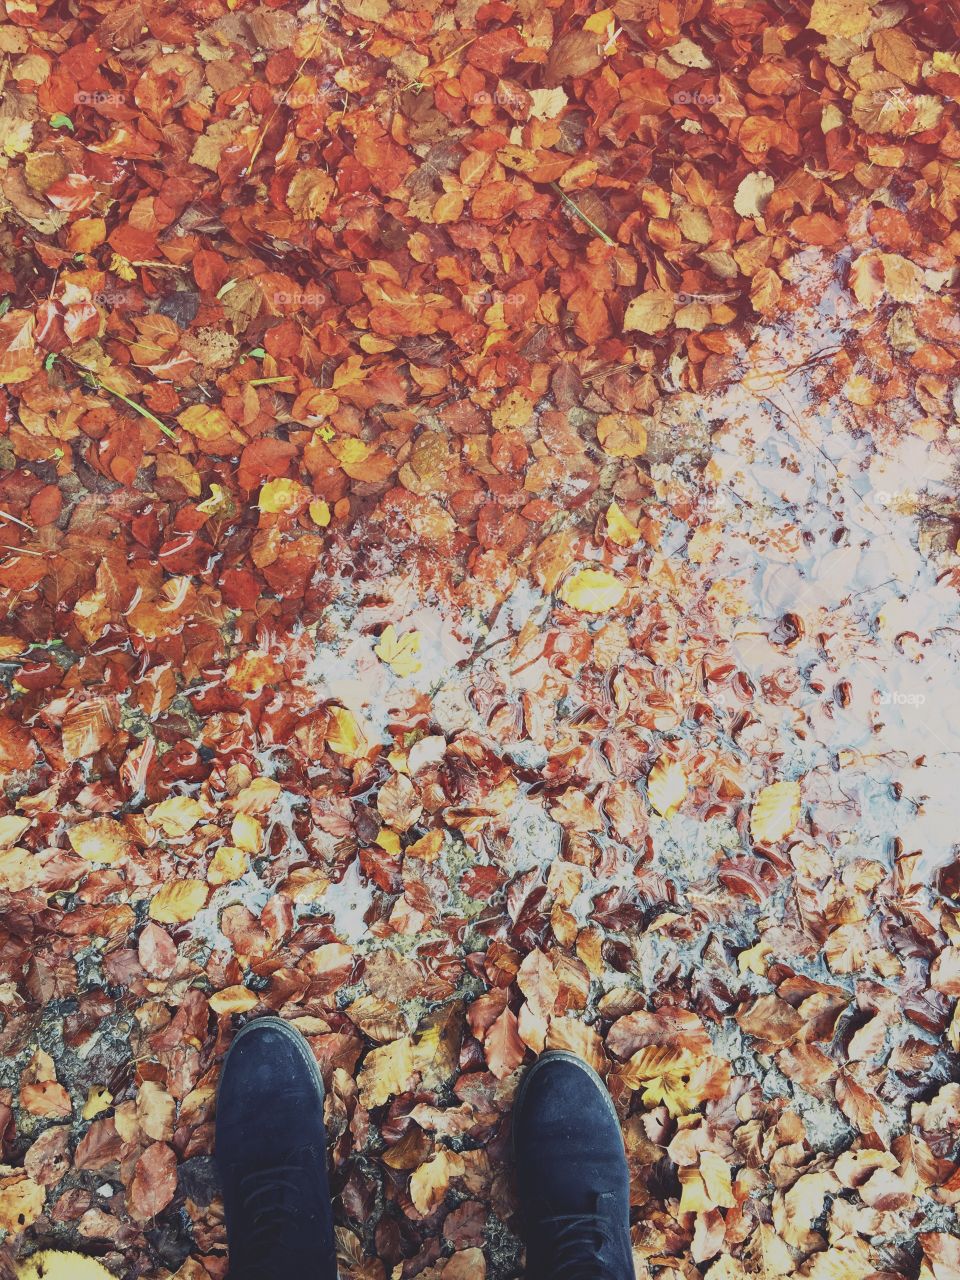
[515,1054,622,1150]
[216,1019,326,1161]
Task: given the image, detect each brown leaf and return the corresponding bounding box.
[484,1007,525,1080]
[544,30,604,86]
[128,1141,177,1222]
[62,699,117,762]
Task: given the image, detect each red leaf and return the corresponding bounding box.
[484,1007,525,1080]
[129,1141,178,1222]
[62,698,117,762]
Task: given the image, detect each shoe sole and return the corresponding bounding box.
[512,1049,621,1162]
[216,1015,327,1117]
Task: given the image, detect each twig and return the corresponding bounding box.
[127,260,189,270]
[97,382,177,439]
[60,358,177,440]
[550,183,615,246]
[244,26,327,178]
[0,509,35,532]
[401,37,478,90]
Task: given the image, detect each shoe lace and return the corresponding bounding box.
[230,1162,306,1280]
[544,1211,620,1280]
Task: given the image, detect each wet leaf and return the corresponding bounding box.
[68,817,131,865]
[149,880,208,924]
[750,781,801,844]
[624,291,675,335]
[558,569,627,613]
[128,1141,177,1222]
[375,625,423,677]
[648,758,687,818]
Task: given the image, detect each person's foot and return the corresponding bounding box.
[513,1050,633,1280]
[215,1016,336,1280]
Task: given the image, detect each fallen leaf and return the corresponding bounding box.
[558,569,627,613]
[151,796,205,837]
[15,1253,115,1280]
[68,817,132,865]
[149,880,208,924]
[375,625,423,677]
[624,291,675,334]
[648,757,687,817]
[750,780,801,843]
[128,1141,177,1222]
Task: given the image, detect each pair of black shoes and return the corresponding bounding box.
[216,1018,633,1280]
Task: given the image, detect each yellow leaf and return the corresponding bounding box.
[409,1149,465,1216]
[583,7,614,32]
[376,828,401,855]
[648,757,687,817]
[207,846,248,886]
[808,0,870,37]
[0,635,25,659]
[151,796,204,837]
[231,813,263,853]
[558,568,626,613]
[750,780,801,844]
[529,87,568,120]
[331,438,371,468]
[327,705,363,756]
[67,817,131,865]
[209,985,258,1015]
[621,1044,695,1083]
[309,499,331,527]
[357,1036,416,1108]
[734,171,775,218]
[641,1071,696,1118]
[16,1252,115,1280]
[0,1173,45,1233]
[0,815,30,847]
[596,413,648,459]
[196,483,232,516]
[738,941,773,976]
[849,250,923,310]
[873,28,921,84]
[109,252,136,282]
[949,1002,960,1053]
[258,478,307,514]
[149,879,208,924]
[408,830,443,862]
[604,502,641,547]
[679,1165,712,1214]
[624,290,675,334]
[700,1151,735,1208]
[177,404,233,440]
[81,1087,112,1120]
[233,777,282,813]
[375,625,422,676]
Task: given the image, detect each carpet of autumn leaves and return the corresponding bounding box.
[4,0,960,1275]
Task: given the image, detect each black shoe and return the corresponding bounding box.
[513,1050,633,1280]
[215,1016,336,1280]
